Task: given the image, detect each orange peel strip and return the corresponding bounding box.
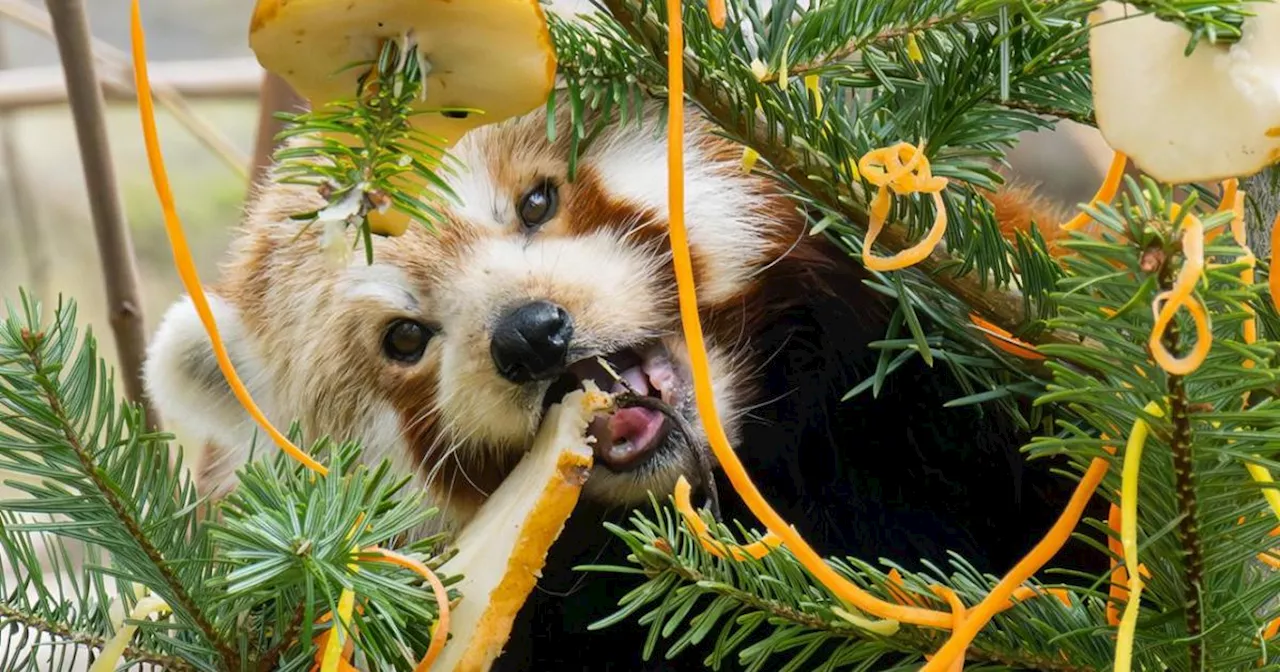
[856,143,950,272]
[366,548,451,672]
[708,0,726,28]
[130,0,326,476]
[1229,191,1258,381]
[1271,211,1280,315]
[1062,150,1126,232]
[664,1,953,630]
[674,476,781,560]
[920,455,1110,671]
[968,313,1044,361]
[1148,212,1210,375]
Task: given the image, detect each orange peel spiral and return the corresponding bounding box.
[856,142,950,272]
[1148,209,1210,375]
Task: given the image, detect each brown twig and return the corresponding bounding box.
[45,0,157,428]
[1158,261,1204,668]
[0,603,198,671]
[0,20,48,302]
[2,0,248,177]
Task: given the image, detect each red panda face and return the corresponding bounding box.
[144,102,810,527]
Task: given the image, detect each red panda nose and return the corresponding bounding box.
[490,300,575,384]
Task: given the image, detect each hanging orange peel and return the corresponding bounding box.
[131,0,327,476]
[248,0,557,236]
[665,3,1096,648]
[435,386,609,671]
[1062,150,1126,232]
[856,142,950,272]
[1149,208,1210,375]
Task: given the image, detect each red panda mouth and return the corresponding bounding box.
[542,344,683,472]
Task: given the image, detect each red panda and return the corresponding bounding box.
[143,101,1094,670]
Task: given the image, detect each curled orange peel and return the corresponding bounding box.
[130,0,326,476]
[1149,210,1210,376]
[1062,150,1126,232]
[664,2,954,630]
[365,547,451,672]
[920,454,1110,671]
[856,142,950,272]
[674,476,780,560]
[968,313,1043,361]
[1228,190,1258,380]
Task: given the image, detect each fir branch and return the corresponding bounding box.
[271,35,460,264]
[0,295,238,669]
[0,603,197,671]
[589,500,1105,671]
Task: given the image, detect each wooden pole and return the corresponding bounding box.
[44,0,158,427]
[248,72,305,192]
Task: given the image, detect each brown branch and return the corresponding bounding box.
[0,19,48,303]
[26,339,241,671]
[44,0,158,429]
[757,18,947,84]
[1158,263,1204,667]
[254,604,307,672]
[1,0,249,177]
[0,603,198,671]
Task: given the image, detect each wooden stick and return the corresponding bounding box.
[45,0,157,428]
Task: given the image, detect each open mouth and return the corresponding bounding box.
[541,343,684,472]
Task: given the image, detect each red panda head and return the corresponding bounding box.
[144,102,828,529]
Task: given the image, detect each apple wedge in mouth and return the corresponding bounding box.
[436,384,611,671]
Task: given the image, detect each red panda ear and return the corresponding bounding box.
[143,293,275,494]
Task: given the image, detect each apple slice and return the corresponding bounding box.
[435,385,612,672]
[1089,1,1280,184]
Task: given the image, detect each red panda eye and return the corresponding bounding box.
[382,319,433,363]
[518,179,559,229]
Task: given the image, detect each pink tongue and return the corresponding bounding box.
[589,406,665,468]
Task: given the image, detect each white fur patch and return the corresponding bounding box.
[588,123,778,303]
[144,293,281,493]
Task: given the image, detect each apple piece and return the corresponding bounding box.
[248,0,558,236]
[1089,1,1280,184]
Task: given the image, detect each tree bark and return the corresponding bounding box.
[44,0,158,428]
[1244,167,1280,260]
